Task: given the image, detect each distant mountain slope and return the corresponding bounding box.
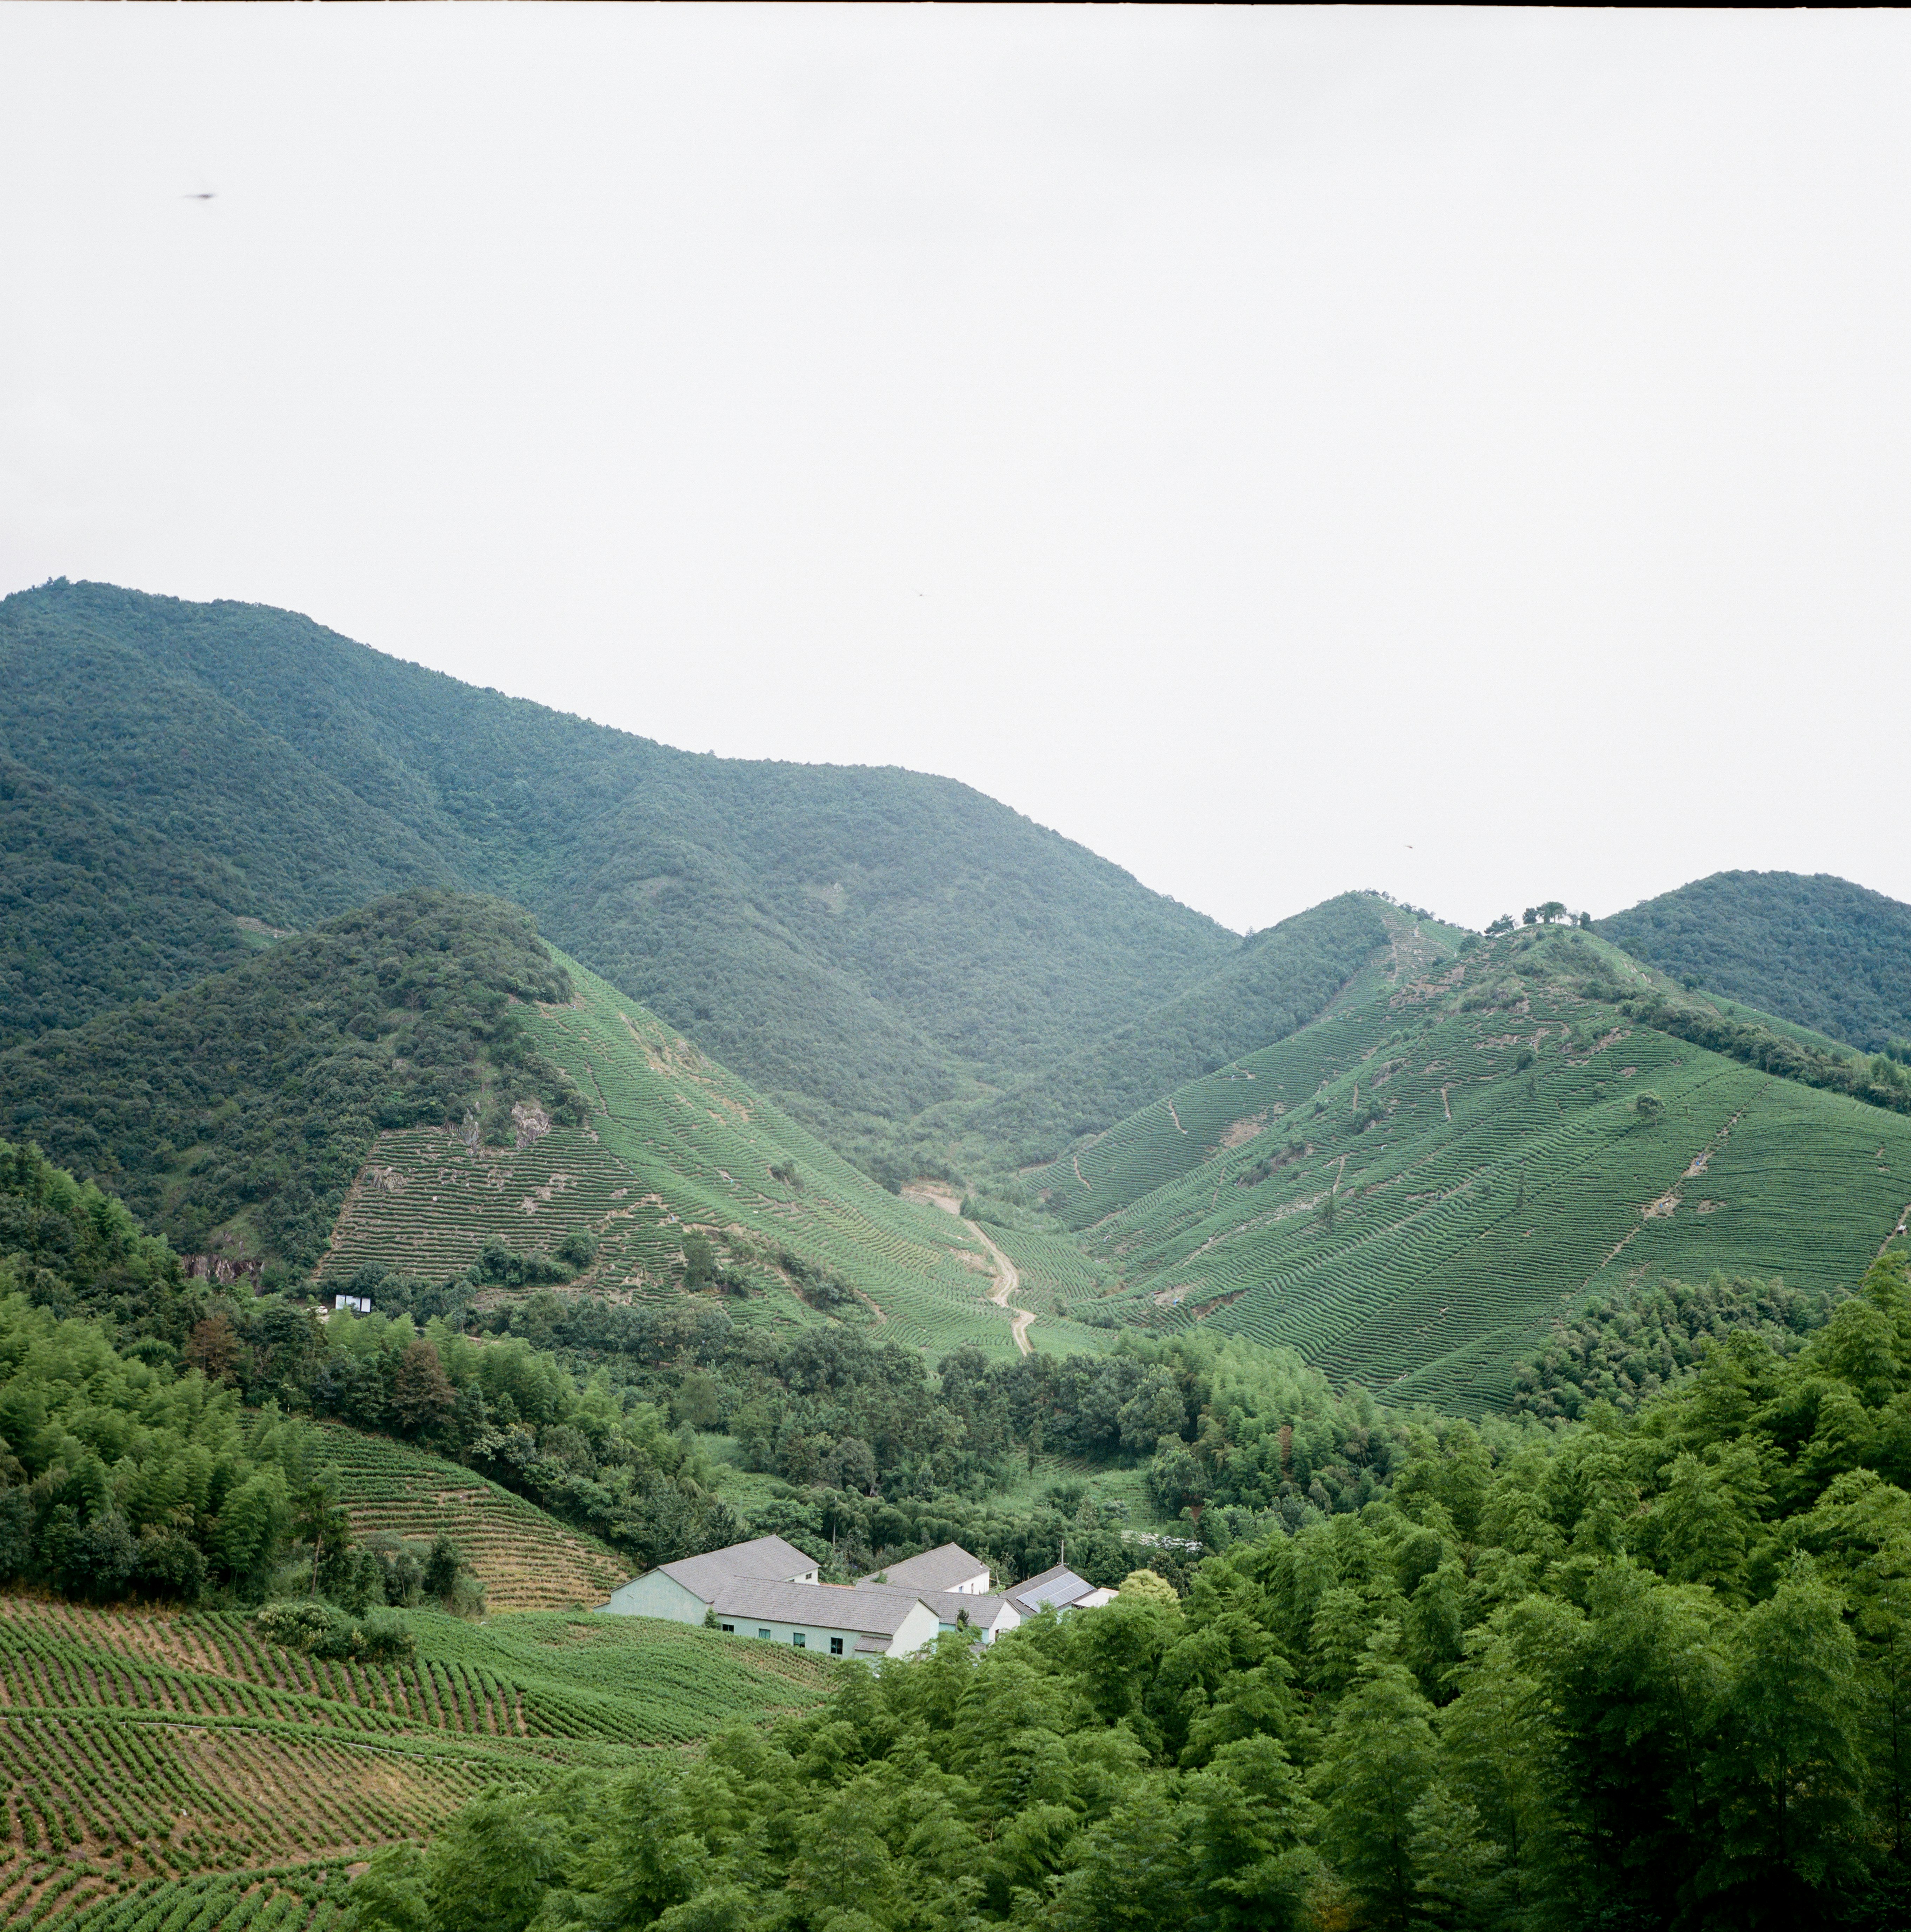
[0,758,266,1049]
[323,942,1082,1359]
[1042,923,1911,1410]
[0,580,1234,1150]
[966,893,1406,1166]
[1601,870,1911,1052]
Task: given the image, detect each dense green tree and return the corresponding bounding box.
[1313,1635,1442,1930]
[1703,1562,1869,1920]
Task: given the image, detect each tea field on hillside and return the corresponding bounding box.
[319,1126,637,1292]
[1042,927,1911,1409]
[0,1596,829,1929]
[321,954,1112,1361]
[312,1426,628,1612]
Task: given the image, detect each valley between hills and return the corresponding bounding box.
[6,581,1911,1928]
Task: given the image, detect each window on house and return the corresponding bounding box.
[757,1629,771,1640]
[830,1636,844,1656]
[720,1623,734,1634]
[792,1632,806,1648]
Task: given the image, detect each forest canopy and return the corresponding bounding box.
[349,1247,1911,1932]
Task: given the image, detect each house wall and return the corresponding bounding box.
[930,1604,1018,1644]
[887,1600,943,1656]
[601,1571,708,1623]
[715,1615,870,1660]
[715,1599,943,1662]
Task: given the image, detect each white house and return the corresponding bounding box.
[854,1543,992,1596]
[601,1536,1016,1658]
[856,1584,1019,1644]
[706,1578,942,1660]
[601,1534,819,1623]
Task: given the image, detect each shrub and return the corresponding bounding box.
[254,1598,417,1663]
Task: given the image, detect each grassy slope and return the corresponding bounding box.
[328,951,1117,1360]
[1601,869,1911,1052]
[309,1424,628,1613]
[960,891,1395,1167]
[1042,923,1911,1411]
[0,582,1232,1152]
[0,1594,828,1930]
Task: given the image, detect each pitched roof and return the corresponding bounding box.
[854,1542,989,1594]
[657,1535,816,1603]
[712,1578,928,1635]
[1004,1565,1098,1614]
[857,1583,1013,1627]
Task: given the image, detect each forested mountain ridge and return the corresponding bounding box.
[0,756,263,1048]
[1602,869,1911,1053]
[0,580,1241,1161]
[0,890,586,1268]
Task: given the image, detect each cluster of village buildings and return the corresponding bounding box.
[601,1534,1115,1659]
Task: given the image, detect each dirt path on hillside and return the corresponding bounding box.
[972,1223,1036,1355]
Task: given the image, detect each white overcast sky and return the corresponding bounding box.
[4,7,1910,935]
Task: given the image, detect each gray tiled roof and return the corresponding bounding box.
[658,1535,816,1603]
[856,1584,1013,1628]
[712,1578,926,1635]
[854,1542,989,1594]
[1005,1565,1097,1613]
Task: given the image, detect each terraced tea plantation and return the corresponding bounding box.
[0,1595,830,1929]
[313,1425,627,1612]
[325,952,1111,1360]
[1043,927,1911,1409]
[320,1125,638,1290]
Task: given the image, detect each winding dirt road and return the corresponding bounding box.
[971,1223,1036,1355]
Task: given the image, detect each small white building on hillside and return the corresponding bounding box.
[855,1583,1020,1644]
[854,1543,992,1596]
[600,1536,1019,1658]
[707,1579,942,1660]
[601,1534,819,1623]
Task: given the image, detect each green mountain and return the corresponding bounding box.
[0,757,269,1049]
[0,885,1078,1357]
[0,580,1241,1163]
[968,892,1398,1166]
[0,890,586,1268]
[1038,918,1911,1409]
[1601,868,1911,1052]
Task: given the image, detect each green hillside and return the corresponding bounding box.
[1602,868,1911,1052]
[0,759,264,1051]
[473,950,1115,1359]
[0,880,1103,1357]
[965,891,1397,1166]
[1040,920,1911,1409]
[0,891,584,1269]
[0,1592,826,1930]
[0,581,1234,1162]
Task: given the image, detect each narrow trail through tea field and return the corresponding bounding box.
[973,1223,1036,1354]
